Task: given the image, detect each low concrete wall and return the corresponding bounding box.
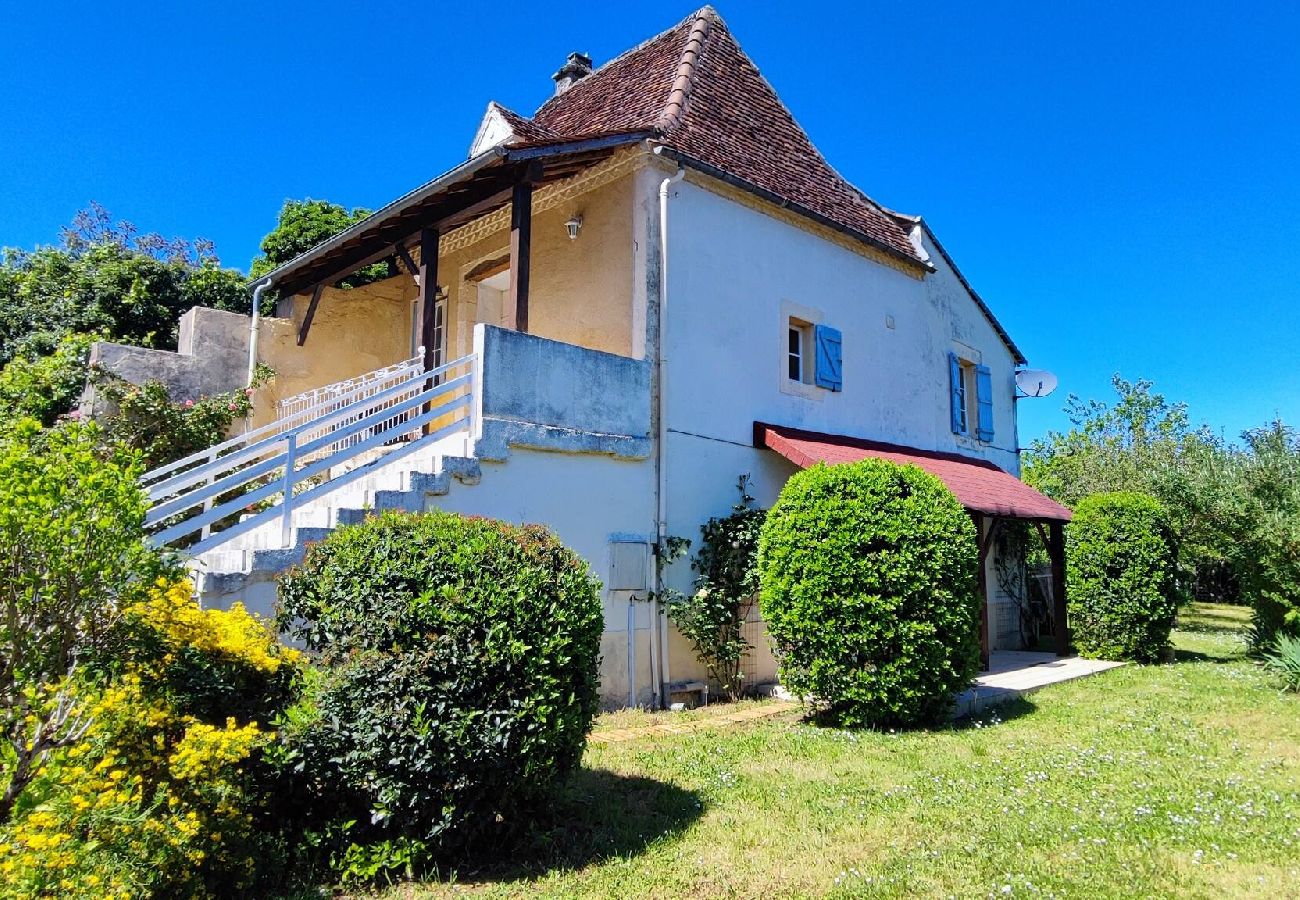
[84,307,250,414]
[474,323,651,460]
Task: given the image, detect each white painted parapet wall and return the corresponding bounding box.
[472,323,652,461]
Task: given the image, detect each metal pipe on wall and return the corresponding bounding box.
[654,157,686,708]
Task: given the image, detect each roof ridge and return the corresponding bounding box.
[654,8,716,134]
[534,7,716,123]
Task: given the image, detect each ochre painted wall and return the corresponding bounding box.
[438,172,636,361]
[250,167,640,431]
[250,277,416,429]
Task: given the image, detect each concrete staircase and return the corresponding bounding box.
[192,444,484,617]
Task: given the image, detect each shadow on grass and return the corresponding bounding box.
[449,768,703,885]
[1178,602,1252,634]
[1172,647,1219,663]
[794,694,1041,733]
[953,695,1039,728]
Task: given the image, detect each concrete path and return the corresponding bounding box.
[953,651,1124,718]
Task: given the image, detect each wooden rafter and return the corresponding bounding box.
[296,283,324,346]
[393,243,420,280]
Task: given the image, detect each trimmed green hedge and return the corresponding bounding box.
[1066,492,1177,662]
[758,460,981,727]
[276,510,603,873]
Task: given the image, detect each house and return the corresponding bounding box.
[89,6,1072,709]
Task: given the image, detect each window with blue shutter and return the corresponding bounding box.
[813,324,842,391]
[948,352,965,434]
[975,364,994,442]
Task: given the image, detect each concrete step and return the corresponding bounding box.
[192,453,489,606]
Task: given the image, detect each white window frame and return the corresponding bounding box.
[951,342,983,442]
[787,320,812,384]
[779,300,826,402]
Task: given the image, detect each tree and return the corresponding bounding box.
[0,203,248,366]
[1233,422,1300,646]
[1023,375,1239,602]
[0,333,95,427]
[249,198,392,288]
[0,420,167,819]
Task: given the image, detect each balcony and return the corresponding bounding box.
[139,323,650,555]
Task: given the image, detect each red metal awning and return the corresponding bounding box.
[755,422,1071,522]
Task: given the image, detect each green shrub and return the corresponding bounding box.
[0,419,170,819]
[0,579,303,898]
[276,510,603,877]
[1260,633,1300,692]
[758,460,981,728]
[0,333,95,427]
[96,363,273,470]
[666,504,766,702]
[1065,492,1177,662]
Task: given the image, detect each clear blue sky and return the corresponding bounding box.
[2,2,1297,445]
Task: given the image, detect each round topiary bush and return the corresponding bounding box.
[275,510,603,871]
[758,459,981,728]
[1066,491,1177,662]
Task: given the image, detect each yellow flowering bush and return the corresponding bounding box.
[0,579,301,898]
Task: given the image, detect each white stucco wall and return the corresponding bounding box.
[421,447,660,709]
[649,170,1027,684]
[661,174,1021,475]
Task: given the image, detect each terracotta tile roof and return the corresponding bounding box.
[521,6,924,265]
[755,422,1072,522]
[492,102,559,144]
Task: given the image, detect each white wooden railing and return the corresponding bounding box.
[140,352,476,555]
[278,350,425,431]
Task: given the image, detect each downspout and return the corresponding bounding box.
[654,158,686,708]
[247,278,273,386]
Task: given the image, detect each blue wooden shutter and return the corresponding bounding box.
[975,364,995,442]
[948,352,964,434]
[813,324,842,391]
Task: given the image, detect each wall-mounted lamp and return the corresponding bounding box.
[565,214,583,240]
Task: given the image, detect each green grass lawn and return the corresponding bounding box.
[384,604,1300,899]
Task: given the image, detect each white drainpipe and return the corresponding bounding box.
[654,159,686,708]
[247,278,273,386]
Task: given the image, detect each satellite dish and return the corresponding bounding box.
[1016,368,1058,398]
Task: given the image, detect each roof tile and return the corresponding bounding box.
[526,7,923,263]
[756,422,1072,522]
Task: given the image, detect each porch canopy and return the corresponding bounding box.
[254,131,653,361]
[754,421,1073,663]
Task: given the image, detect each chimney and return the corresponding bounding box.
[552,51,593,95]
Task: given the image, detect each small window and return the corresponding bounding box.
[949,352,993,441]
[953,360,969,434]
[787,319,812,384]
[959,360,977,433]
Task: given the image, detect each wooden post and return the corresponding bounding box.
[507,176,535,333]
[419,228,440,373]
[417,228,440,436]
[1049,521,1070,656]
[975,514,1000,671]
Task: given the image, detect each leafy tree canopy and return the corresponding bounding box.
[249,198,391,288]
[1023,375,1238,599]
[0,203,248,366]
